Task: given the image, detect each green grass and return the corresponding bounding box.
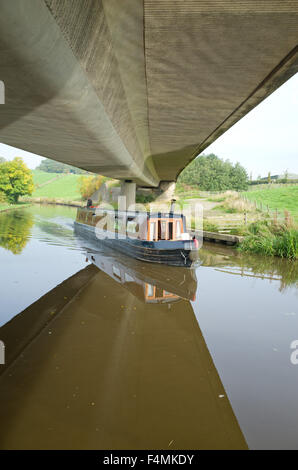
[243,185,298,222]
[207,196,226,203]
[0,202,31,212]
[202,220,220,232]
[31,171,82,201]
[32,170,61,186]
[211,205,238,213]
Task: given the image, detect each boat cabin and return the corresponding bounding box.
[146,212,188,241]
[76,207,191,242]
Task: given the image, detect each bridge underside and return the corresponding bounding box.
[0,1,297,187]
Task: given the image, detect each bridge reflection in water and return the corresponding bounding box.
[0,244,247,450]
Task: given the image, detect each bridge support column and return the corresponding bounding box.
[120,180,136,209]
[155,181,176,201]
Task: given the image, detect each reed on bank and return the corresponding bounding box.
[239,220,298,260]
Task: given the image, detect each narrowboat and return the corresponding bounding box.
[74,206,200,267]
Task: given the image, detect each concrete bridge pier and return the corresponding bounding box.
[155,181,176,202]
[137,181,176,203]
[120,180,136,209]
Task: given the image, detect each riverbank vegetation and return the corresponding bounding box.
[186,189,298,259]
[239,221,297,260]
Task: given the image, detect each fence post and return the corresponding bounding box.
[244,212,247,225]
[284,210,291,227]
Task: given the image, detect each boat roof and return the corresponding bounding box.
[82,207,185,219]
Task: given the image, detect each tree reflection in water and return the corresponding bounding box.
[0,209,33,254]
[199,243,298,292]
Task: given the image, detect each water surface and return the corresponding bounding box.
[0,205,297,449]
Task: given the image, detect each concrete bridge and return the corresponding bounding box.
[0,1,297,194]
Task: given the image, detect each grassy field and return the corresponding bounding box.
[32,170,62,187]
[31,170,82,201]
[1,170,83,211]
[243,185,298,222]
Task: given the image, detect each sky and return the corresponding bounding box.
[205,72,298,178]
[0,72,297,179]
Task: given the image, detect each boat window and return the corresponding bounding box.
[156,287,163,298]
[149,221,157,241]
[176,220,181,239]
[146,284,155,299]
[158,220,167,240]
[127,221,139,234]
[124,273,134,283]
[163,290,175,298]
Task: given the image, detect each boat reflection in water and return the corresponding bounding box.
[0,238,247,450]
[84,246,198,304]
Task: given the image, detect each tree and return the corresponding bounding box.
[78,175,105,199]
[0,157,34,203]
[267,172,271,184]
[37,158,90,175]
[177,154,248,191]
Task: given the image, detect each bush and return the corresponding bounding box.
[136,194,155,204]
[239,221,298,259]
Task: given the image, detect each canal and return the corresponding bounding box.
[0,205,297,449]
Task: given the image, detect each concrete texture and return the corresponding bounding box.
[0,1,297,187]
[120,181,137,209]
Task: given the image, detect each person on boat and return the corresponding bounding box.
[192,235,199,249]
[87,198,93,208]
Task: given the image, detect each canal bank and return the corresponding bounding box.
[0,202,32,213]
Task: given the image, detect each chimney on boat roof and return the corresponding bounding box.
[170,199,176,214]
